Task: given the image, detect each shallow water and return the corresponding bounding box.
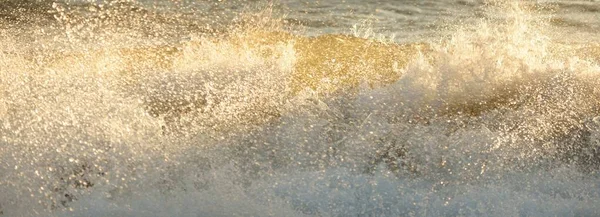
[1,0,600,216]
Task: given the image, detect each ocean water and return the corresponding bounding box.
[1,0,600,216]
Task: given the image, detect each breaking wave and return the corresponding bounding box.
[1,0,600,216]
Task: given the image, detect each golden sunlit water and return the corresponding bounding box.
[1,0,600,216]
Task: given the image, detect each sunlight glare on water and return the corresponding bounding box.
[1,0,600,216]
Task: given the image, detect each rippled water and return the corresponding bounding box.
[1,0,600,216]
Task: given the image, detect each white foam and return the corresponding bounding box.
[2,1,600,217]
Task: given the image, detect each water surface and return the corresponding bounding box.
[1,0,600,216]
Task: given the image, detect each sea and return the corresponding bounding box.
[1,0,600,216]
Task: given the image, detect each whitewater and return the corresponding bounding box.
[1,0,600,216]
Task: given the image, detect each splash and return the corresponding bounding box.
[353,2,600,175]
[1,0,600,216]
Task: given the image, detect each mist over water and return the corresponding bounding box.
[1,0,600,216]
